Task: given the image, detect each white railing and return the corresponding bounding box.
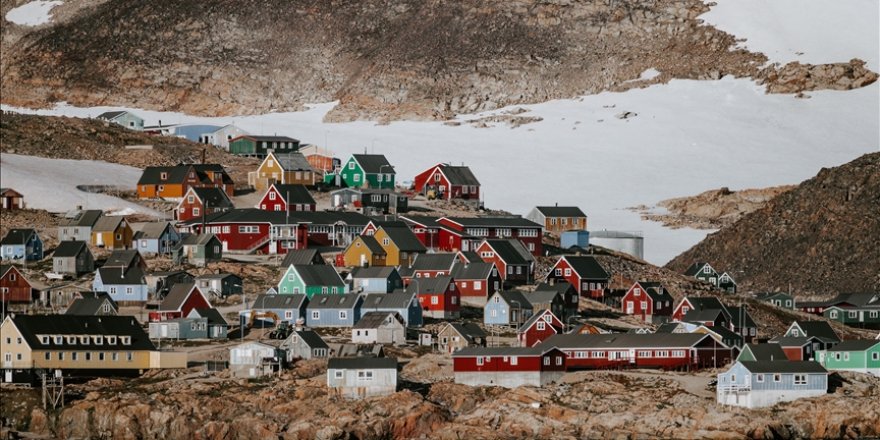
[718,384,751,393]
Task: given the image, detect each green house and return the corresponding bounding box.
[683,262,719,285]
[824,306,880,329]
[736,343,788,362]
[755,292,796,310]
[278,264,347,298]
[817,340,880,377]
[340,154,395,189]
[229,135,300,157]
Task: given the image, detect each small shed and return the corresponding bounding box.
[53,241,95,275]
[327,357,398,399]
[352,312,406,345]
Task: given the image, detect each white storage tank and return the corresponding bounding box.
[589,230,644,259]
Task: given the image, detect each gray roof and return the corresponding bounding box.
[741,344,788,361]
[59,210,103,228]
[241,135,299,142]
[96,266,145,286]
[251,294,307,310]
[405,275,453,295]
[380,227,426,252]
[190,187,234,209]
[483,239,534,265]
[193,308,228,326]
[442,216,542,228]
[739,361,828,374]
[137,164,231,186]
[684,262,714,277]
[655,322,687,333]
[291,330,328,349]
[768,336,818,346]
[136,222,173,240]
[727,306,757,328]
[361,293,416,310]
[274,152,313,172]
[683,309,727,323]
[104,249,141,268]
[1,228,38,245]
[793,321,841,342]
[92,216,127,233]
[451,261,495,280]
[445,323,487,341]
[518,310,559,333]
[357,235,387,255]
[280,249,323,267]
[534,206,587,218]
[327,356,397,370]
[354,311,404,329]
[453,346,556,357]
[825,340,880,352]
[160,283,203,311]
[755,292,793,301]
[542,333,716,349]
[270,184,316,205]
[439,165,480,186]
[194,273,240,281]
[53,240,89,258]
[494,290,532,308]
[179,209,370,228]
[308,293,362,310]
[527,289,563,305]
[64,292,118,315]
[561,256,609,280]
[290,265,345,287]
[181,233,219,246]
[411,253,459,271]
[352,154,394,174]
[351,266,398,279]
[96,111,127,121]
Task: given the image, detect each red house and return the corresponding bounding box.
[452,261,502,306]
[398,216,444,250]
[410,275,460,319]
[410,253,459,279]
[517,309,564,347]
[0,264,35,304]
[475,239,535,284]
[412,163,481,202]
[543,333,734,371]
[180,209,310,254]
[545,256,609,299]
[452,346,567,388]
[176,187,234,222]
[671,297,731,325]
[434,217,543,256]
[257,184,316,212]
[620,281,674,324]
[768,336,824,361]
[149,283,211,322]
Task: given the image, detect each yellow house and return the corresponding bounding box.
[342,236,387,267]
[91,216,134,249]
[373,226,426,267]
[1,315,185,384]
[249,151,316,192]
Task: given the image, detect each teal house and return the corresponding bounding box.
[278,264,347,298]
[817,340,880,377]
[823,305,880,329]
[755,292,796,310]
[228,135,300,157]
[340,154,395,189]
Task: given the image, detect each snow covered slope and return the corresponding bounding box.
[6,77,877,264]
[0,154,160,217]
[700,0,880,71]
[5,1,63,26]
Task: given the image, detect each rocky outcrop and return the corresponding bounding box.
[9,368,880,439]
[761,59,878,95]
[667,152,880,296]
[1,0,874,121]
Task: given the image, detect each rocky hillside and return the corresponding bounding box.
[1,0,875,121]
[3,361,879,439]
[667,152,880,297]
[0,112,258,183]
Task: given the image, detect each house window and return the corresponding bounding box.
[160,172,168,180]
[844,353,850,361]
[334,370,343,379]
[285,311,293,320]
[773,374,782,382]
[121,336,131,345]
[794,374,807,385]
[108,336,116,344]
[431,296,439,305]
[126,287,133,295]
[357,370,373,380]
[543,357,550,366]
[72,352,78,361]
[730,374,736,382]
[311,311,320,320]
[382,238,390,246]
[830,310,838,319]
[872,353,879,361]
[474,281,481,290]
[109,287,117,294]
[353,174,360,182]
[127,352,133,362]
[556,356,563,366]
[703,266,711,274]
[58,352,64,361]
[348,162,355,170]
[339,311,348,320]
[537,321,546,331]
[45,352,51,360]
[848,311,857,319]
[85,352,92,361]
[756,374,764,382]
[99,352,105,361]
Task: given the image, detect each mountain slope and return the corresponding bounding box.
[667,152,880,296]
[1,0,875,121]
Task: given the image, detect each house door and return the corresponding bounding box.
[222,241,229,252]
[96,234,104,247]
[462,241,469,251]
[4,370,11,382]
[160,325,168,338]
[360,254,367,267]
[333,194,341,207]
[628,349,636,363]
[269,241,277,254]
[626,302,634,314]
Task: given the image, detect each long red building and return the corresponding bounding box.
[541,333,734,371]
[399,215,543,256]
[452,346,567,388]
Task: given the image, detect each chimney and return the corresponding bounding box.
[159,119,162,126]
[201,149,206,164]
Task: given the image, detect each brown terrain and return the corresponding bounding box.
[631,185,796,229]
[668,152,880,297]
[1,360,879,439]
[1,0,876,122]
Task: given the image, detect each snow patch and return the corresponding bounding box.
[3,77,878,264]
[700,0,880,71]
[0,154,161,217]
[5,1,63,26]
[638,68,661,81]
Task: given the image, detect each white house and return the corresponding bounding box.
[327,357,398,399]
[229,341,281,378]
[351,312,406,345]
[716,361,828,408]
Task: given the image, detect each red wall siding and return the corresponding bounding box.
[1,267,33,303]
[454,350,567,373]
[621,287,654,322]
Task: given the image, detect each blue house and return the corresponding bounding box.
[1,229,43,261]
[306,294,363,328]
[716,361,828,408]
[244,294,309,325]
[349,266,403,293]
[484,290,533,327]
[133,222,180,256]
[361,292,423,327]
[93,266,148,305]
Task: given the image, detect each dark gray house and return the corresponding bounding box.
[280,249,325,267]
[57,209,103,242]
[52,241,94,275]
[195,273,243,298]
[281,329,329,361]
[349,266,403,293]
[64,292,118,316]
[361,292,423,327]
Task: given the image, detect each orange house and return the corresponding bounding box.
[299,145,336,174]
[137,164,234,200]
